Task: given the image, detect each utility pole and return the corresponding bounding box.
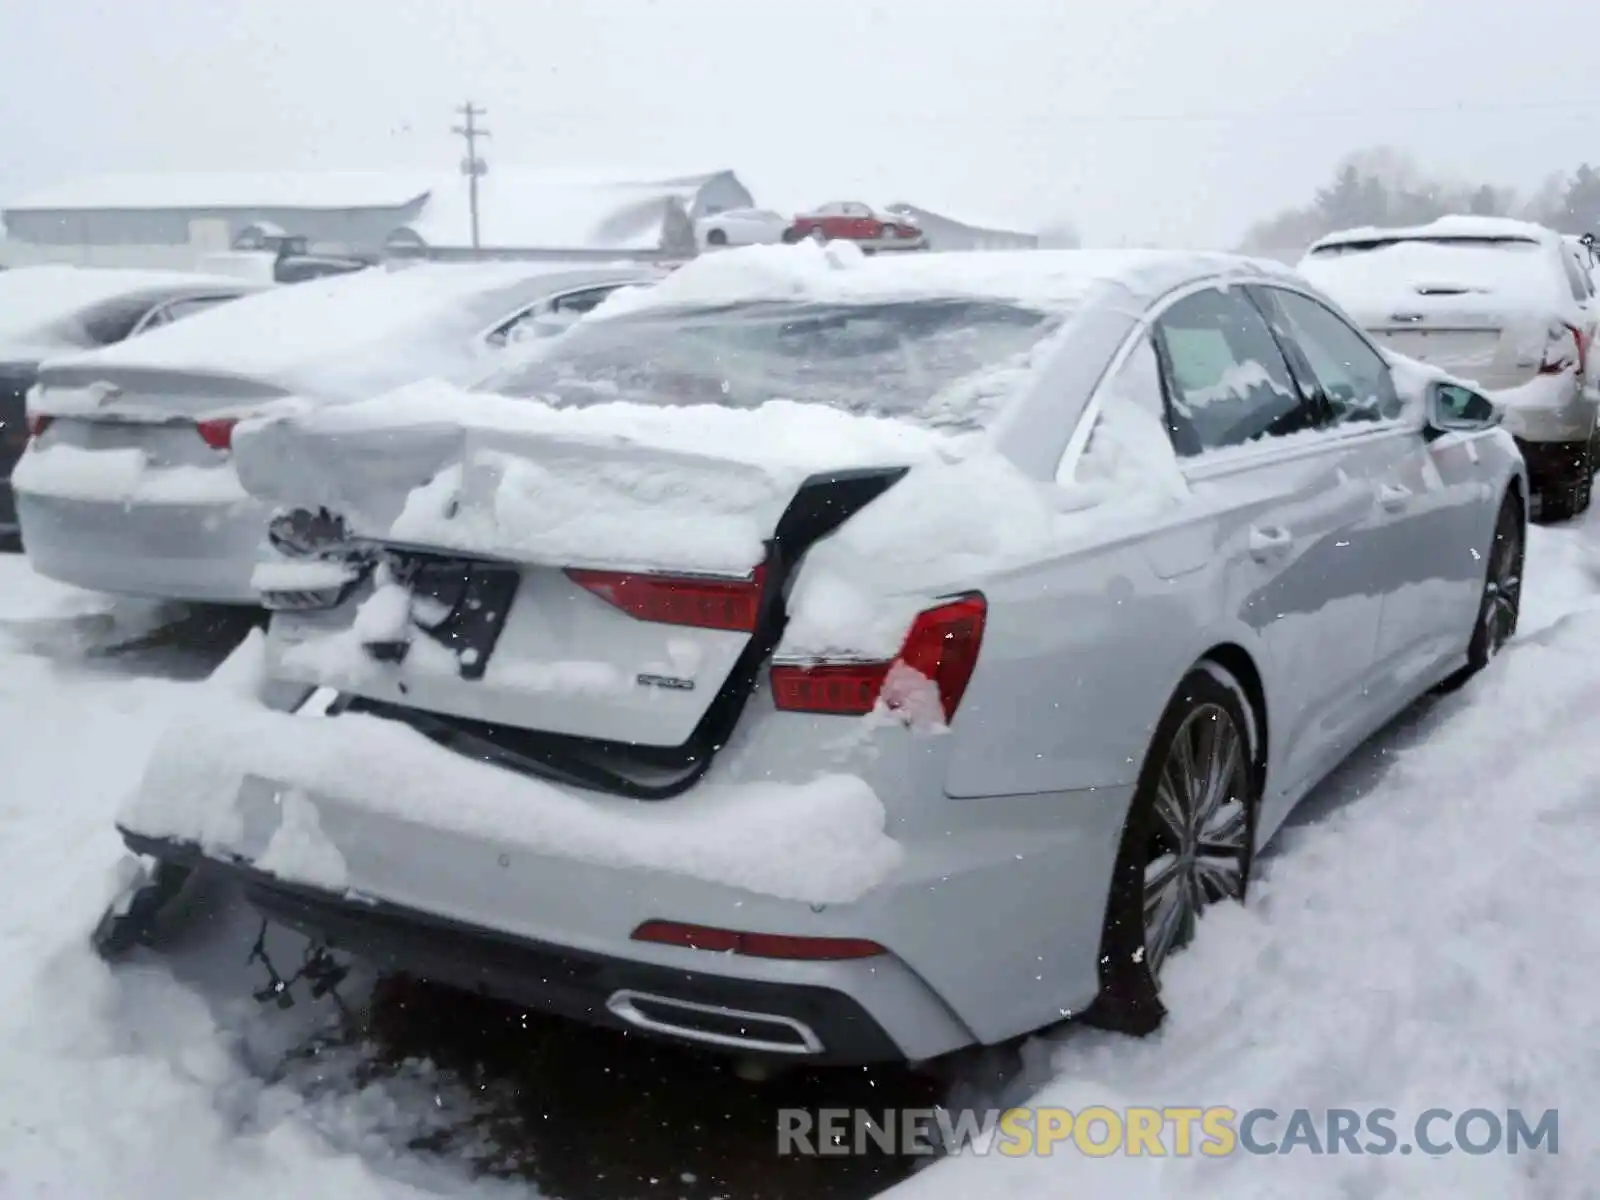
[452,101,490,251]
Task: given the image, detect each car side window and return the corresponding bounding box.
[80,296,163,345]
[1257,288,1404,425]
[132,295,228,336]
[486,288,623,348]
[1153,287,1312,457]
[549,286,622,315]
[1562,249,1593,302]
[486,304,544,347]
[1075,333,1169,482]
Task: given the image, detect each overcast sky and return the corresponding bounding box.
[2,0,1596,246]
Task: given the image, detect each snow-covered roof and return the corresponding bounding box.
[887,203,1037,239]
[41,261,658,396]
[595,242,1297,316]
[393,168,730,251]
[1310,214,1559,250]
[5,171,435,214]
[0,265,262,352]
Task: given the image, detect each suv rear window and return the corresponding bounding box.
[1307,236,1541,258]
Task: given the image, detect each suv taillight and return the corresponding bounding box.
[769,594,987,722]
[1539,322,1588,376]
[25,414,52,439]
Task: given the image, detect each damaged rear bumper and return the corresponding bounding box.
[118,827,914,1065]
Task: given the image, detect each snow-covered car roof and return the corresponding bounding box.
[592,242,1302,319]
[41,260,661,396]
[0,265,263,354]
[1308,214,1560,252]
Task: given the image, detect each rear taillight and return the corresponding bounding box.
[566,564,766,633]
[25,413,52,439]
[195,417,238,451]
[770,593,987,722]
[631,920,886,960]
[1539,323,1588,376]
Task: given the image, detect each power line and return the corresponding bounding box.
[476,98,1600,130]
[452,101,490,250]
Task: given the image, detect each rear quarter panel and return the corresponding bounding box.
[941,513,1259,800]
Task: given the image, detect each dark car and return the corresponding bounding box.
[0,266,264,547]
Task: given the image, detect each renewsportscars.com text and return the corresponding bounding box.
[777,1106,1560,1158]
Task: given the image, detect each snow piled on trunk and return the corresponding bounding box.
[118,633,903,905]
[233,381,966,574]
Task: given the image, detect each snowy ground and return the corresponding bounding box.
[2,509,1599,1199]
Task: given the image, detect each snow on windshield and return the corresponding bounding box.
[479,298,1066,432]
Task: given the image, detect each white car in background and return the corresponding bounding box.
[14,261,660,604]
[1299,215,1599,519]
[695,208,790,249]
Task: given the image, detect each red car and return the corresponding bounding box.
[781,202,928,252]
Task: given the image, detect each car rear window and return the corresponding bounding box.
[479,298,1067,431]
[1307,236,1542,258]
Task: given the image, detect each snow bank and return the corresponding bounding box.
[11,445,250,505]
[119,634,903,905]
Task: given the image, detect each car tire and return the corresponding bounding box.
[810,226,829,243]
[1082,665,1259,1036]
[706,228,728,247]
[1537,437,1593,522]
[1432,489,1524,695]
[781,227,804,244]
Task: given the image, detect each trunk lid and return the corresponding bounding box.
[236,403,924,781]
[27,364,292,471]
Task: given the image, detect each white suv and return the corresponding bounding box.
[1301,215,1598,519]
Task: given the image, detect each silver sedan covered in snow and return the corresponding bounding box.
[15,261,660,603]
[113,246,1524,1065]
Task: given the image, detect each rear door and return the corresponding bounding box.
[1153,285,1387,808]
[1253,284,1490,697]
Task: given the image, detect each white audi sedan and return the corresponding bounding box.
[108,245,1523,1068]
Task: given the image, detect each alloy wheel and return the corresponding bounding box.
[1482,505,1523,658]
[1141,703,1250,978]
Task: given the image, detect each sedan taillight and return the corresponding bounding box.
[770,594,987,722]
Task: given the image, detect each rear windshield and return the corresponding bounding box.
[478,298,1065,431]
[1307,236,1541,259]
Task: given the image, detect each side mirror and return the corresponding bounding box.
[1423,380,1501,443]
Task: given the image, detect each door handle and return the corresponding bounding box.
[1248,525,1293,561]
[1378,483,1413,511]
